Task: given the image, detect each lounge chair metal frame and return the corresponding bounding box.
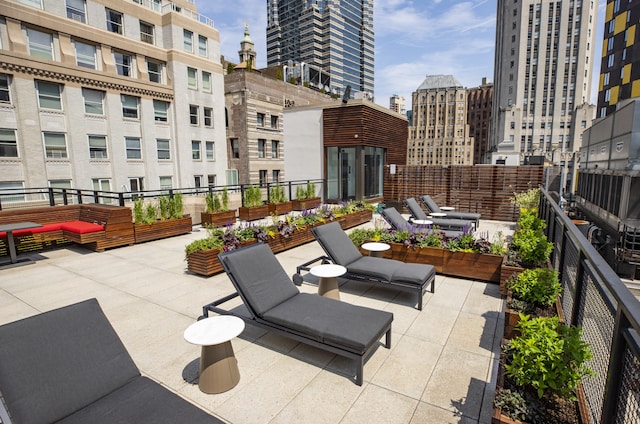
[201,244,392,386]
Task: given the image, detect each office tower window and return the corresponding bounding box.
[271,140,279,158]
[125,137,141,159]
[198,35,208,56]
[187,67,197,89]
[82,88,104,114]
[258,139,266,158]
[129,177,143,192]
[203,107,213,127]
[147,60,162,83]
[184,30,193,52]
[157,139,170,159]
[259,170,268,186]
[271,115,278,129]
[0,129,18,157]
[206,141,215,160]
[202,71,211,92]
[153,100,168,122]
[230,139,239,158]
[140,21,154,44]
[121,95,139,118]
[272,169,280,183]
[0,74,11,103]
[257,113,265,126]
[106,9,123,34]
[43,132,67,158]
[194,175,203,188]
[189,105,199,125]
[75,41,96,69]
[114,52,132,76]
[37,81,62,110]
[27,28,53,60]
[192,140,201,160]
[66,0,85,22]
[88,135,107,159]
[159,176,172,190]
[207,174,217,186]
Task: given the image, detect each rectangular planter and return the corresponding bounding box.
[341,210,373,229]
[200,210,237,228]
[267,201,293,216]
[186,248,224,276]
[442,251,504,283]
[500,263,524,296]
[291,197,321,211]
[238,205,269,221]
[134,216,192,244]
[266,228,312,254]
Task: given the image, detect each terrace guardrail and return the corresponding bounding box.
[540,189,640,424]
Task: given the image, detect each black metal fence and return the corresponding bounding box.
[540,189,640,424]
[0,179,326,210]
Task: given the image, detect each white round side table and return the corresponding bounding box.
[429,212,448,218]
[184,315,245,394]
[310,264,346,300]
[361,242,391,258]
[411,219,433,226]
[440,206,456,211]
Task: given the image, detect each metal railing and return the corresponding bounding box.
[539,189,640,424]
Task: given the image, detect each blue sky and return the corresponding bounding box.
[195,0,605,109]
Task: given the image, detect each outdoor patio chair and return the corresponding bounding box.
[419,195,481,226]
[202,243,393,386]
[380,205,468,237]
[305,221,436,310]
[0,298,222,424]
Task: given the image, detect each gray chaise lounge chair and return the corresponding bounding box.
[419,195,481,226]
[305,221,436,310]
[0,298,222,424]
[202,243,393,386]
[380,205,466,238]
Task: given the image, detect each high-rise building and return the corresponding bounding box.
[408,75,473,166]
[490,0,597,166]
[389,94,406,115]
[597,0,640,118]
[0,0,228,193]
[266,0,374,99]
[467,78,493,165]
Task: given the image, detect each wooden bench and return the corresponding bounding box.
[0,204,134,253]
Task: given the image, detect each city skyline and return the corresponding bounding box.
[196,0,605,110]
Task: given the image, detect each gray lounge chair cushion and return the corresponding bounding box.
[0,299,140,424]
[404,198,430,221]
[420,195,441,213]
[347,257,435,285]
[220,243,299,317]
[262,293,393,354]
[421,195,481,221]
[57,377,222,424]
[311,222,362,266]
[382,207,471,231]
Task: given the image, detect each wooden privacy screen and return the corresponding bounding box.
[383,165,545,222]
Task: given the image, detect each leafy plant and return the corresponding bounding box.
[221,187,229,211]
[493,388,537,422]
[348,228,374,247]
[511,187,541,212]
[158,196,171,220]
[184,228,224,256]
[133,198,146,224]
[295,185,307,200]
[505,315,594,399]
[305,181,316,199]
[415,231,444,248]
[269,184,287,204]
[243,185,263,208]
[511,227,553,267]
[170,193,183,219]
[508,268,561,307]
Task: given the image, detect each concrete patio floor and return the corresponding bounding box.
[0,218,514,424]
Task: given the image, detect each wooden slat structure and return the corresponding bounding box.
[384,165,545,222]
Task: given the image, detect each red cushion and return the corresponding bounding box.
[0,224,61,238]
[60,220,104,234]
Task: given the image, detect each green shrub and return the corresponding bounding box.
[348,228,374,247]
[184,228,224,257]
[205,192,221,213]
[158,196,171,220]
[269,184,287,204]
[511,227,553,267]
[508,268,561,307]
[133,198,145,224]
[511,187,540,211]
[170,193,183,219]
[144,202,157,223]
[244,185,263,208]
[505,315,594,399]
[306,181,316,198]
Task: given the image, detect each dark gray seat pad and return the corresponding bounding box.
[420,195,480,221]
[423,217,474,230]
[346,256,435,285]
[262,293,393,354]
[57,377,223,424]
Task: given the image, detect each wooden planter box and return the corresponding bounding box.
[238,205,269,221]
[134,216,192,244]
[200,210,236,228]
[266,227,313,254]
[442,251,504,283]
[504,293,566,340]
[341,210,373,229]
[500,263,525,296]
[291,197,321,211]
[186,248,224,276]
[267,201,293,216]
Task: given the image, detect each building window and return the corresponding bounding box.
[198,35,207,56]
[88,135,107,159]
[189,105,199,125]
[257,113,265,127]
[183,30,193,52]
[37,81,62,110]
[157,139,170,159]
[121,95,139,118]
[147,60,162,83]
[106,9,123,34]
[187,68,198,89]
[191,140,201,160]
[0,74,11,103]
[66,0,85,22]
[258,139,266,158]
[92,179,111,197]
[0,129,18,157]
[114,52,132,76]
[271,115,278,129]
[272,169,280,183]
[17,0,42,8]
[259,170,268,186]
[75,41,96,69]
[27,28,53,60]
[159,176,172,190]
[194,175,203,188]
[153,100,168,122]
[226,169,238,186]
[271,140,279,158]
[43,132,67,159]
[203,107,213,127]
[82,88,104,115]
[230,138,239,158]
[139,21,154,44]
[129,177,143,192]
[207,174,217,186]
[202,71,211,92]
[125,137,141,159]
[206,141,215,160]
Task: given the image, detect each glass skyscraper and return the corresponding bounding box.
[266,0,374,99]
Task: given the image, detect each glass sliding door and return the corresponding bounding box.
[364,146,384,197]
[326,146,356,202]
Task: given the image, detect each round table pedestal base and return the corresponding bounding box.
[369,251,383,258]
[318,277,340,300]
[199,341,240,394]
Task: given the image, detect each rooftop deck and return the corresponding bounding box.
[0,218,514,424]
